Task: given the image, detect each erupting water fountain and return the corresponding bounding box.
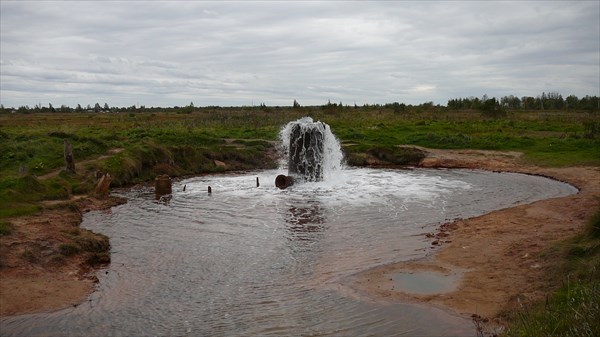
[276,117,343,188]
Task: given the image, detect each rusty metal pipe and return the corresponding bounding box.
[275,175,294,189]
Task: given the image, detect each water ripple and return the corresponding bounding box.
[1,168,576,337]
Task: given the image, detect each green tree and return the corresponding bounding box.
[480,96,506,117]
[565,95,579,109]
[521,96,536,110]
[501,95,521,109]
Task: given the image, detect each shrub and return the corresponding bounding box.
[0,221,13,235]
[86,252,110,265]
[58,243,80,256]
[583,121,600,139]
[366,146,426,165]
[74,230,110,253]
[588,208,600,238]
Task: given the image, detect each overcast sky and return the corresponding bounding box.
[1,1,599,108]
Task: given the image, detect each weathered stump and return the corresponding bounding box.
[155,175,172,199]
[64,139,76,174]
[94,173,112,199]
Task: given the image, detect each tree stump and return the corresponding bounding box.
[94,173,112,199]
[64,139,76,174]
[155,175,172,199]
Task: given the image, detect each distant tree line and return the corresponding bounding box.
[1,92,598,114]
[447,92,599,112]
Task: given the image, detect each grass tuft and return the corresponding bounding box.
[58,243,81,256]
[0,220,13,235]
[503,208,600,336]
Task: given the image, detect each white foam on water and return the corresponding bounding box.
[181,168,472,209]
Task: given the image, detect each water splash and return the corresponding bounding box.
[279,117,344,182]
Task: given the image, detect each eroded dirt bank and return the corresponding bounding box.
[0,197,125,316]
[352,148,600,328]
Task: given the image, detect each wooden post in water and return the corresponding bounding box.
[155,175,172,199]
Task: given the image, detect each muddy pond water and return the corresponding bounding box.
[1,168,577,337]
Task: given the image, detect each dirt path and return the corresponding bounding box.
[38,148,124,180]
[351,148,600,329]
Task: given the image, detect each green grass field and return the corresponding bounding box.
[1,107,599,219]
[1,107,599,332]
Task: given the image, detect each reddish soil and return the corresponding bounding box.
[0,196,125,316]
[352,148,600,330]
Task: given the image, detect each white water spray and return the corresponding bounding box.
[279,117,344,182]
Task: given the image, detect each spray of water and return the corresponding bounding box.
[279,117,344,181]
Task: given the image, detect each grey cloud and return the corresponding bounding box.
[1,1,598,108]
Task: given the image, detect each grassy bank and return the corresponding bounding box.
[502,208,600,337]
[1,107,599,219]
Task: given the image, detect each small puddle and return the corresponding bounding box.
[393,270,461,295]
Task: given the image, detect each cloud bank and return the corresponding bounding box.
[1,1,598,107]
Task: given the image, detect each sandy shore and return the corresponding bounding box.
[1,148,598,324]
[351,148,600,328]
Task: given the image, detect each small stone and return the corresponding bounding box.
[214,160,227,168]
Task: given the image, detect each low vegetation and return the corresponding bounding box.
[502,208,600,337]
[0,220,13,236]
[1,106,598,219]
[0,102,599,327]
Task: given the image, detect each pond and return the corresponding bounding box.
[1,168,577,337]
